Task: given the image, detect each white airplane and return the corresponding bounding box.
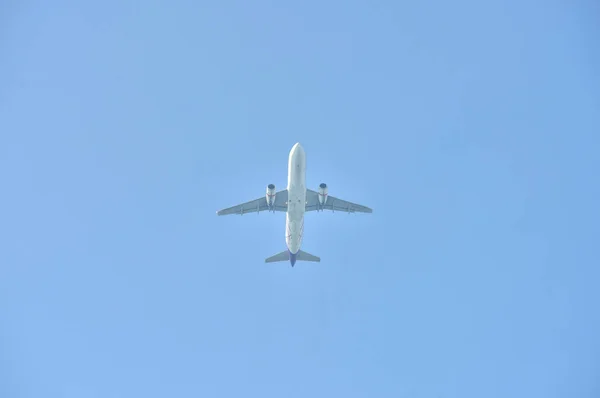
[216,142,373,266]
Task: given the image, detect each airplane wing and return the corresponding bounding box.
[305,189,372,213]
[217,189,288,216]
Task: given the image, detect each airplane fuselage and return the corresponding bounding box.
[285,143,306,266]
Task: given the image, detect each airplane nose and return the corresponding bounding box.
[292,142,303,153]
[290,143,305,160]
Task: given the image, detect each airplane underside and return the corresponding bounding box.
[216,143,372,265]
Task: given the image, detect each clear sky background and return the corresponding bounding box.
[1,1,599,397]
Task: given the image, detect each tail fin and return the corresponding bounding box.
[265,249,321,264]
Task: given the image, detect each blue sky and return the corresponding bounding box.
[1,1,599,397]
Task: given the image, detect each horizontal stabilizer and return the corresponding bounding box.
[296,250,320,262]
[264,249,321,264]
[265,250,290,263]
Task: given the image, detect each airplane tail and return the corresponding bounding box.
[265,250,290,263]
[265,249,321,264]
[297,250,321,262]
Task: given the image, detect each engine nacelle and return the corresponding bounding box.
[318,183,328,205]
[266,184,276,206]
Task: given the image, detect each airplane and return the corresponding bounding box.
[216,142,373,267]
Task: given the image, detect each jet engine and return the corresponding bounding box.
[266,184,276,207]
[318,183,328,205]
